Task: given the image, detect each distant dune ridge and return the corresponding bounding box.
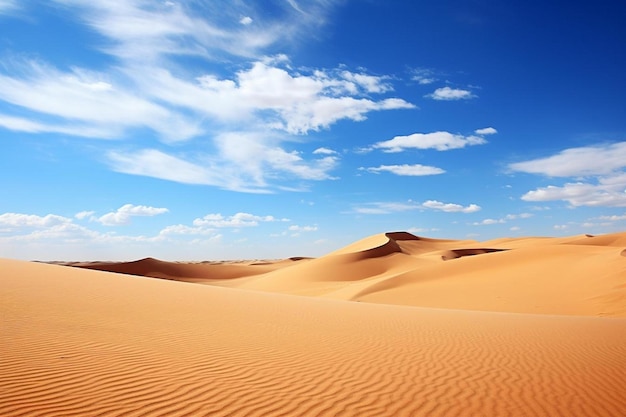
[2,231,626,416]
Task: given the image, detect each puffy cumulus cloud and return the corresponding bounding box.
[193,212,288,228]
[1,2,415,194]
[339,71,392,94]
[97,204,169,226]
[510,143,626,207]
[520,174,626,207]
[475,127,497,135]
[0,213,72,230]
[371,130,488,153]
[509,142,626,177]
[360,164,445,176]
[421,200,481,213]
[426,86,476,101]
[1,58,412,141]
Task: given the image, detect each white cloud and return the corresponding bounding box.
[520,174,626,207]
[472,213,533,226]
[240,16,253,25]
[372,131,487,152]
[75,211,95,220]
[353,200,480,214]
[0,62,201,141]
[510,143,626,207]
[352,202,418,215]
[421,200,481,213]
[97,204,169,226]
[473,218,505,225]
[361,164,445,176]
[107,148,237,187]
[0,0,18,13]
[49,0,336,62]
[426,86,476,101]
[509,142,626,177]
[411,68,437,85]
[313,147,338,155]
[1,1,417,194]
[340,71,392,93]
[288,225,318,232]
[0,213,72,230]
[597,214,626,221]
[193,212,286,228]
[475,127,497,135]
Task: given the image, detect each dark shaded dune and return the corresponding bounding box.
[441,248,508,261]
[75,257,285,282]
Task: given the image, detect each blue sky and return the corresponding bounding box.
[1,0,626,260]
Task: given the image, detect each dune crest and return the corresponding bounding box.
[63,231,626,317]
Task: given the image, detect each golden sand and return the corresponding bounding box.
[2,231,625,416]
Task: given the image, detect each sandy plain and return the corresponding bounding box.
[2,231,625,416]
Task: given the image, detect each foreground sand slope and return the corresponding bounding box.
[2,258,626,417]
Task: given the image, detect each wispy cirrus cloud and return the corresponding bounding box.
[50,0,341,62]
[509,142,626,207]
[509,142,626,177]
[360,164,445,176]
[0,1,414,193]
[0,0,18,13]
[352,200,480,214]
[411,68,438,85]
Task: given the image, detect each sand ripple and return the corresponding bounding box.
[2,257,626,416]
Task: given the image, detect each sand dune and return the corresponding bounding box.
[2,231,626,416]
[195,231,626,316]
[66,257,300,283]
[64,231,626,317]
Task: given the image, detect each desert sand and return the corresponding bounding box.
[2,231,625,416]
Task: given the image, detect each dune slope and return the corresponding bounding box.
[1,258,626,417]
[233,231,626,317]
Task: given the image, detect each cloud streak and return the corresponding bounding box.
[352,200,480,214]
[426,86,476,101]
[510,142,626,207]
[370,130,489,152]
[0,1,414,193]
[360,164,445,176]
